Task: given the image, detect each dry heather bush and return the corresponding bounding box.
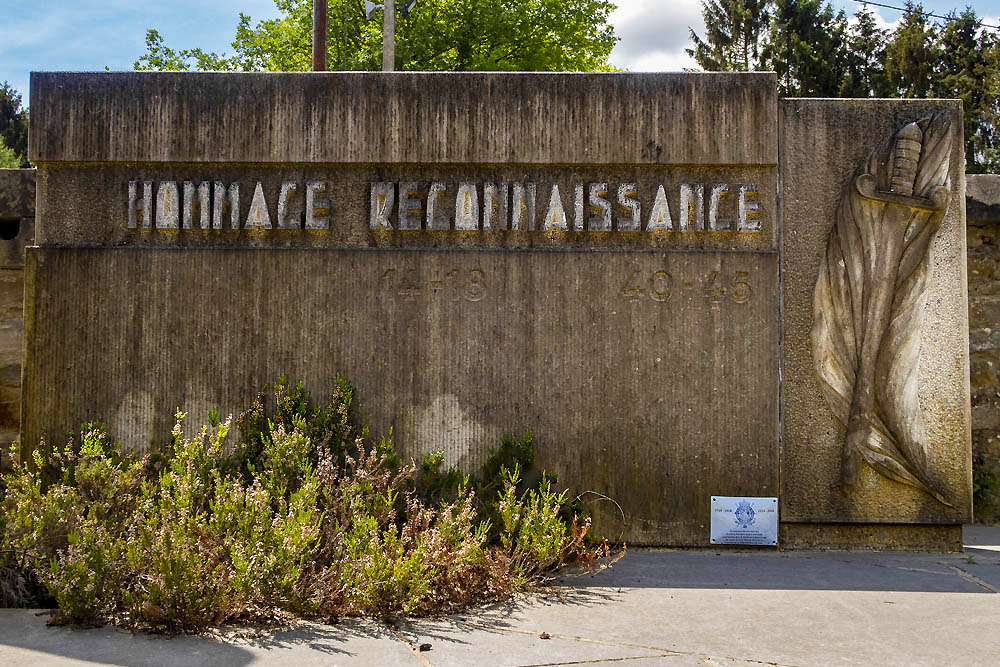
[0,376,621,631]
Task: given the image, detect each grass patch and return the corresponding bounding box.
[0,376,621,632]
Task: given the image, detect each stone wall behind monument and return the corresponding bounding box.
[967,174,1000,521]
[23,72,972,547]
[0,168,35,470]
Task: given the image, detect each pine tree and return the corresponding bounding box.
[933,9,1000,173]
[839,4,890,98]
[687,0,772,71]
[884,2,938,98]
[763,0,850,97]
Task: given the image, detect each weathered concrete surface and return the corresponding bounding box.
[966,174,1000,521]
[29,72,778,166]
[0,169,34,468]
[0,169,34,219]
[1,525,999,666]
[780,99,971,532]
[23,247,779,546]
[24,72,784,546]
[23,72,975,547]
[0,169,35,269]
[967,174,1000,223]
[781,522,962,551]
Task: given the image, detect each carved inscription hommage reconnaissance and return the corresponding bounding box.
[128,180,333,230]
[370,181,762,232]
[125,179,764,233]
[812,114,953,505]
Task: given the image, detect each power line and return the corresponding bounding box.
[851,0,1000,30]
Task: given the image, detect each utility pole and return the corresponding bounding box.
[382,0,395,72]
[313,0,328,71]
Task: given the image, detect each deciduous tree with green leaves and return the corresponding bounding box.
[0,82,29,168]
[0,137,22,169]
[135,0,619,73]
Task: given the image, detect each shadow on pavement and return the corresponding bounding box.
[541,524,1000,594]
[3,526,999,664]
[0,610,391,666]
[0,610,256,667]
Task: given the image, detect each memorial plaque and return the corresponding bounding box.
[710,496,778,545]
[23,72,970,548]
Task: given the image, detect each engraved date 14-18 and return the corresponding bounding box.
[622,269,751,304]
[381,268,487,301]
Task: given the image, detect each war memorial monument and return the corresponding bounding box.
[23,71,972,548]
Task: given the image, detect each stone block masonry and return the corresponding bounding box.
[0,168,34,471]
[967,174,1000,521]
[23,72,971,547]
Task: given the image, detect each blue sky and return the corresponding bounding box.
[2,0,998,107]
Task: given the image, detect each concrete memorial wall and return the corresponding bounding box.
[24,72,971,547]
[780,101,971,549]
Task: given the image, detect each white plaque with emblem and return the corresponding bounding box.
[710,496,778,546]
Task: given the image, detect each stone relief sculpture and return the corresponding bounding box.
[812,114,953,506]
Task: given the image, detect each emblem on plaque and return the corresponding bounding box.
[812,114,953,506]
[734,501,756,529]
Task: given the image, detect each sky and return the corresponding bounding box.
[2,0,998,107]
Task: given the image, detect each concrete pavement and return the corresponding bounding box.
[2,525,999,666]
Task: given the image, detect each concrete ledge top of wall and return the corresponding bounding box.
[0,169,35,219]
[967,174,1000,223]
[28,71,777,166]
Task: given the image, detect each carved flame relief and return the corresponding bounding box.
[812,114,953,506]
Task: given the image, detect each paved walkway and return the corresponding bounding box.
[2,526,999,666]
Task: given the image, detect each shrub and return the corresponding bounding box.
[0,377,622,631]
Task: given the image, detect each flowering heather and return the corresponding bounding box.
[1,376,621,632]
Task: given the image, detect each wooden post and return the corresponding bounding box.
[313,0,328,71]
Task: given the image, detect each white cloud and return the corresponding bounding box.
[609,0,703,72]
[607,1,986,73]
[847,5,901,33]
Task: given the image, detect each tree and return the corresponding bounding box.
[134,29,238,71]
[0,82,29,168]
[0,136,21,169]
[684,0,998,173]
[687,0,772,71]
[933,8,1000,173]
[762,0,850,97]
[136,0,619,73]
[884,2,938,98]
[838,4,891,98]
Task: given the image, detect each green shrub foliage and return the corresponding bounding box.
[0,377,618,631]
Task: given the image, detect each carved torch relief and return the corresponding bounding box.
[812,114,953,506]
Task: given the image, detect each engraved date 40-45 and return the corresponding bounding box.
[621,269,751,304]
